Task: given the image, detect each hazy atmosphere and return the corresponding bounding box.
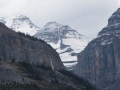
[0,0,120,38]
[1,1,120,90]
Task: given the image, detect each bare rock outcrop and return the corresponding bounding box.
[74,8,120,90]
[0,22,64,70]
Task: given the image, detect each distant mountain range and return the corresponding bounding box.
[0,14,91,70]
[1,8,120,90]
[34,21,91,70]
[0,22,97,90]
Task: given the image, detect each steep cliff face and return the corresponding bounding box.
[0,15,91,70]
[0,22,98,90]
[74,8,120,90]
[35,21,90,70]
[0,22,64,70]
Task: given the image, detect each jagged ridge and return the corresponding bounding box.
[0,14,40,35]
[34,21,91,70]
[0,14,91,70]
[0,22,64,70]
[74,8,120,90]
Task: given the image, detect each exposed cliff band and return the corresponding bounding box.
[0,22,64,70]
[74,8,120,90]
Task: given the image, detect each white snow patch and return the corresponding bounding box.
[101,40,113,45]
[0,14,40,35]
[49,40,61,49]
[63,62,77,67]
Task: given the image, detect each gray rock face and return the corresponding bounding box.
[74,8,120,90]
[35,21,73,43]
[0,22,64,70]
[35,21,90,70]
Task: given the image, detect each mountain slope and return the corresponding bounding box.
[0,61,97,90]
[0,22,64,70]
[74,8,120,90]
[0,14,40,35]
[34,21,91,70]
[0,14,91,70]
[0,22,97,90]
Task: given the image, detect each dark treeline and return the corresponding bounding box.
[59,70,98,90]
[17,31,54,50]
[17,31,46,43]
[0,82,40,90]
[19,62,42,81]
[19,62,98,90]
[37,64,52,70]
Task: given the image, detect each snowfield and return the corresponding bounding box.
[35,21,91,70]
[0,14,40,35]
[0,15,91,70]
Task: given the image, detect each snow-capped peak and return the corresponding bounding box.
[43,21,61,31]
[41,21,72,32]
[11,14,28,18]
[46,21,58,25]
[0,14,40,35]
[34,21,91,70]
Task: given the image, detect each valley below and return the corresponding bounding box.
[0,7,120,90]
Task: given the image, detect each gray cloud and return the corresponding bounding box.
[0,0,119,38]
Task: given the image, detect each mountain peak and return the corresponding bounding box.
[118,7,120,10]
[10,14,28,19]
[74,8,120,90]
[45,21,60,26]
[98,8,120,37]
[48,21,57,24]
[42,21,72,32]
[108,8,120,25]
[0,14,40,35]
[47,21,69,27]
[34,21,91,70]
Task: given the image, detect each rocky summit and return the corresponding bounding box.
[0,15,91,70]
[0,14,40,35]
[34,21,90,70]
[0,22,97,90]
[0,22,64,70]
[74,8,120,90]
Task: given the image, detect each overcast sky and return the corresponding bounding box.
[0,0,120,38]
